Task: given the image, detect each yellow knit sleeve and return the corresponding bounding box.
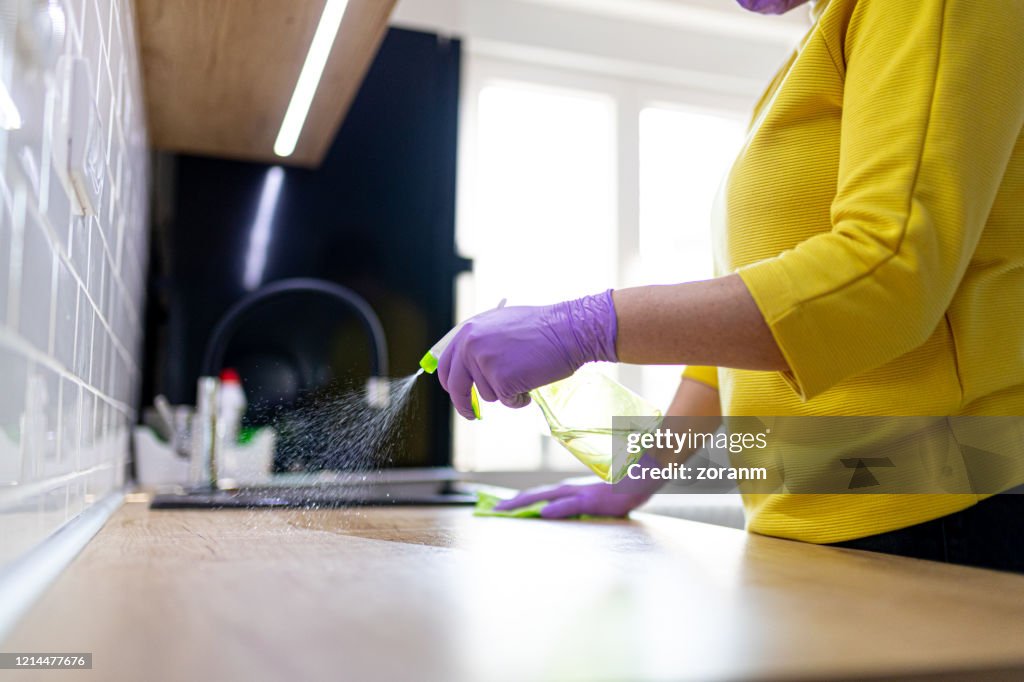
[737,0,1024,401]
[682,365,719,391]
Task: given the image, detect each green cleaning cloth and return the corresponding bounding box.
[474,490,548,518]
[473,491,607,519]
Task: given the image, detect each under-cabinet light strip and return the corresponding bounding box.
[273,0,351,157]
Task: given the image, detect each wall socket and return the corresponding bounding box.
[51,55,105,216]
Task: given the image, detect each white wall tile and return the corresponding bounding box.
[86,219,103,302]
[21,363,60,483]
[0,183,11,324]
[0,0,148,566]
[54,259,78,369]
[79,390,95,457]
[59,378,81,472]
[69,216,90,284]
[82,0,104,89]
[18,215,55,352]
[73,295,93,380]
[0,346,28,485]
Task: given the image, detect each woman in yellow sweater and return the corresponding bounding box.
[436,0,1024,571]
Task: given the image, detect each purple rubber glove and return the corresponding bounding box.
[736,0,811,14]
[437,290,618,420]
[493,454,666,519]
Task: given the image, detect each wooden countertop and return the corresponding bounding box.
[5,499,1024,681]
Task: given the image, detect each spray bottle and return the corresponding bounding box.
[419,302,660,482]
[218,368,247,445]
[419,322,482,420]
[420,301,510,419]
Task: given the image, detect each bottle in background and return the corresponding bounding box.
[218,368,248,445]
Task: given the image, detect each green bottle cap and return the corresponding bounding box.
[419,351,439,374]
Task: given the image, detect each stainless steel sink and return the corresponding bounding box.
[150,468,478,509]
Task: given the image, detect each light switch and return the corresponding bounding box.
[52,55,104,216]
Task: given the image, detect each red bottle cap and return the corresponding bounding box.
[220,368,241,384]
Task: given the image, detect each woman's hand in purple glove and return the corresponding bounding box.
[437,290,618,420]
[493,455,665,519]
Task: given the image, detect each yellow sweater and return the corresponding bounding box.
[685,0,1024,543]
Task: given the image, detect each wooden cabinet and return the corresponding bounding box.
[136,0,398,167]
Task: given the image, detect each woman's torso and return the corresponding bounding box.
[712,0,1024,542]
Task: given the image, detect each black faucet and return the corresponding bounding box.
[201,277,389,379]
[184,278,390,487]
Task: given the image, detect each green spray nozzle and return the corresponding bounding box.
[418,351,440,375]
[421,326,481,420]
[422,300,507,420]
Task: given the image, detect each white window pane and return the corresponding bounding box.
[638,106,744,283]
[456,82,617,472]
[637,106,744,407]
[464,83,618,302]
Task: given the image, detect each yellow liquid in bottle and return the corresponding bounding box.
[549,428,616,481]
[533,369,661,483]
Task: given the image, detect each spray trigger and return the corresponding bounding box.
[419,347,481,420]
[419,299,505,420]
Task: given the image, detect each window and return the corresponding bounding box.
[635,105,745,406]
[455,58,746,472]
[465,82,618,309]
[638,106,745,282]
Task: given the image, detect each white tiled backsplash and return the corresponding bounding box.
[0,0,148,567]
